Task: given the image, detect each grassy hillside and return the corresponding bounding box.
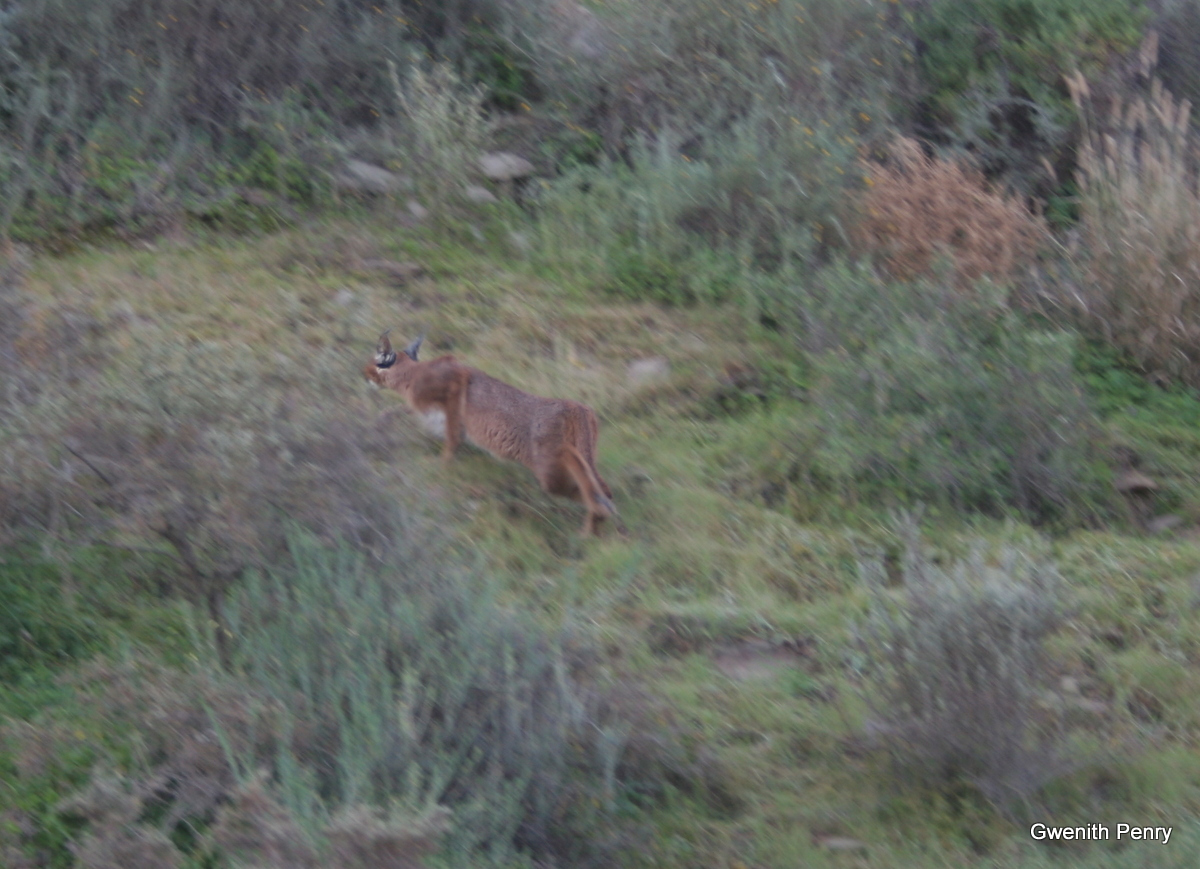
[4,0,1200,866]
[2,209,1199,867]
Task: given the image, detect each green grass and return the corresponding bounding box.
[5,212,1200,867]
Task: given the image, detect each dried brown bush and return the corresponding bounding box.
[325,806,450,869]
[58,777,183,869]
[0,319,418,621]
[0,245,107,420]
[3,657,447,869]
[206,774,320,869]
[60,659,277,826]
[851,137,1047,286]
[1067,73,1200,384]
[2,658,273,867]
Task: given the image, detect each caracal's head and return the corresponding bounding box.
[363,330,423,388]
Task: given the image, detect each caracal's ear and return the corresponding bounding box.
[375,330,397,368]
[403,334,424,362]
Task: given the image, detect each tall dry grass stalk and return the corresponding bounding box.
[1069,72,1200,384]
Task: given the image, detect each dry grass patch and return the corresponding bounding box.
[1069,74,1200,385]
[852,138,1047,286]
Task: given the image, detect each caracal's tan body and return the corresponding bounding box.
[365,333,616,535]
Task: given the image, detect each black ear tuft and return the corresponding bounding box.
[375,330,397,368]
[403,334,424,362]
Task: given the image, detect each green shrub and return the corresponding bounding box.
[1076,339,1200,422]
[0,534,700,868]
[857,514,1069,809]
[218,531,650,866]
[0,0,442,239]
[798,263,1114,525]
[913,0,1147,192]
[536,110,856,311]
[388,60,489,205]
[0,652,451,869]
[0,322,415,616]
[0,555,99,682]
[511,0,903,154]
[525,0,904,312]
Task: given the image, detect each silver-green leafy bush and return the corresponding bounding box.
[858,515,1067,807]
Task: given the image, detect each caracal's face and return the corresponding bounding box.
[364,331,422,390]
[363,362,386,388]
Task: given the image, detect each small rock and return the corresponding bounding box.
[464,184,498,204]
[406,199,429,221]
[356,259,424,286]
[1147,514,1184,535]
[479,151,535,181]
[239,188,274,207]
[1115,469,1159,495]
[1068,697,1109,716]
[814,835,868,853]
[627,356,670,385]
[333,288,355,307]
[712,639,804,682]
[508,230,531,254]
[724,728,770,746]
[334,160,408,195]
[550,0,607,61]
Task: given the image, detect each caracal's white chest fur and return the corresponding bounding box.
[418,408,448,439]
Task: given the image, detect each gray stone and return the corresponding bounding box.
[550,0,606,60]
[479,151,535,181]
[814,836,868,853]
[334,160,408,194]
[1147,514,1185,535]
[464,184,498,204]
[508,231,532,254]
[627,356,670,385]
[356,259,424,286]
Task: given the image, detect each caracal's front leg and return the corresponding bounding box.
[441,370,470,466]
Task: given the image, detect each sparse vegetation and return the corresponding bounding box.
[5,1,1200,867]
